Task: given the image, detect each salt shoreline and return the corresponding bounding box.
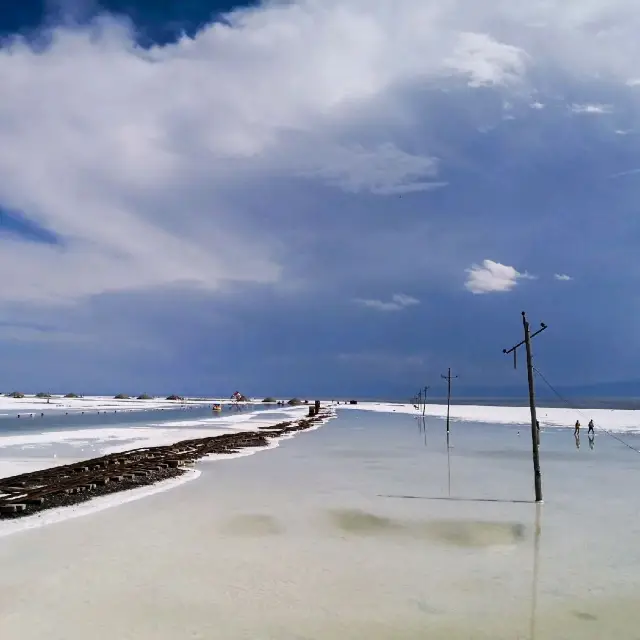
[341,401,640,433]
[0,405,317,477]
[0,394,219,416]
[2,395,637,433]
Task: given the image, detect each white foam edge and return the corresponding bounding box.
[201,412,335,462]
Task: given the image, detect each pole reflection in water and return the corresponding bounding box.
[530,502,542,640]
[446,431,451,498]
[415,416,427,447]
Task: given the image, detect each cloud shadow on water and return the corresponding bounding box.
[326,508,526,548]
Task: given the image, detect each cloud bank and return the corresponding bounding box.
[2,0,639,305]
[1,0,640,391]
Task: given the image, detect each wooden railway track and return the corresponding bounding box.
[0,409,329,519]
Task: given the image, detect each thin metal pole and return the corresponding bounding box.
[446,370,451,435]
[441,368,457,437]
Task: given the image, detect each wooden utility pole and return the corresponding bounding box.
[503,312,547,503]
[422,385,429,417]
[441,368,458,436]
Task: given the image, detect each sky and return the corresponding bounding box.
[1,0,639,399]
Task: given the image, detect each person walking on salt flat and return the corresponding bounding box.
[588,419,595,435]
[574,420,581,436]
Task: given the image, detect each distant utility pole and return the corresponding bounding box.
[441,368,458,436]
[502,312,547,503]
[422,385,429,417]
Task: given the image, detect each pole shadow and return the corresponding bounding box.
[378,494,535,505]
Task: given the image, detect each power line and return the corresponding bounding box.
[532,365,640,455]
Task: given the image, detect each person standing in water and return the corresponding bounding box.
[574,420,581,436]
[588,419,595,435]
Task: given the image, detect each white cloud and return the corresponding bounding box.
[442,32,527,87]
[293,143,446,195]
[354,293,420,311]
[464,259,534,294]
[609,167,640,178]
[0,4,533,304]
[570,103,613,114]
[1,0,640,306]
[530,101,545,109]
[554,273,573,281]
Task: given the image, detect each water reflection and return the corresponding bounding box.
[446,430,451,498]
[414,415,451,495]
[530,502,542,640]
[415,416,427,447]
[2,408,638,640]
[406,409,545,637]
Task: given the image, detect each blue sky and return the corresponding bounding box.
[0,0,639,398]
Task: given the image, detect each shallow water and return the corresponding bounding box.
[0,408,639,638]
[0,403,266,436]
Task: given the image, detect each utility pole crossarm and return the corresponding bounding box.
[503,318,547,370]
[503,320,547,356]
